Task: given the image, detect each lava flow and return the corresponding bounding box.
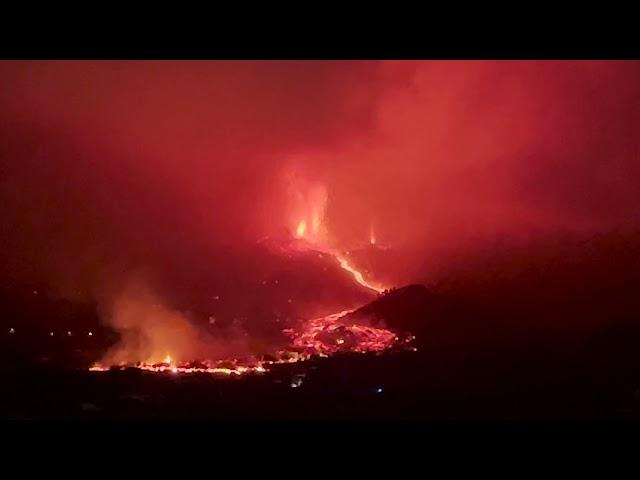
[90,216,404,376]
[334,253,385,294]
[89,306,403,376]
[285,309,398,355]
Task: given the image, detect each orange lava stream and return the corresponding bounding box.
[333,253,385,294]
[90,231,401,377]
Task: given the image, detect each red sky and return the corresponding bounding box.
[1,60,640,300]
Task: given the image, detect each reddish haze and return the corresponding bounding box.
[1,61,640,359]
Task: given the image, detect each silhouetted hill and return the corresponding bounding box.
[346,284,490,353]
[349,284,440,331]
[428,230,640,334]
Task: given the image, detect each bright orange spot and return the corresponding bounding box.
[296,220,307,238]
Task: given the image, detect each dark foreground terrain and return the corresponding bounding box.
[6,229,640,420]
[3,330,640,420]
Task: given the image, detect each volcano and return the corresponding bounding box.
[87,231,412,374]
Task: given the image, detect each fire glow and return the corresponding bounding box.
[296,221,307,238]
[334,253,385,294]
[90,180,403,377]
[90,245,404,376]
[90,307,407,376]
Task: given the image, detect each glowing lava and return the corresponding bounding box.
[90,309,406,376]
[334,253,385,294]
[285,308,397,355]
[296,220,307,238]
[90,196,404,377]
[294,211,385,294]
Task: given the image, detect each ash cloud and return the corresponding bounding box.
[2,61,640,357]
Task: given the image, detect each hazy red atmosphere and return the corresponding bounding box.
[2,61,640,366]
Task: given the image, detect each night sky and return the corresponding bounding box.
[2,61,640,360]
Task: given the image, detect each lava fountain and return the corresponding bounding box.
[90,176,406,376]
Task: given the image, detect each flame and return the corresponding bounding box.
[296,220,307,238]
[286,171,327,244]
[164,355,172,364]
[370,223,376,245]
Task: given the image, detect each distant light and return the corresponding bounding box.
[49,332,54,337]
[213,295,220,300]
[290,374,305,388]
[209,316,216,324]
[67,330,72,336]
[33,290,38,295]
[376,387,384,394]
[88,331,93,337]
[9,327,15,334]
[287,298,292,304]
[171,367,178,374]
[336,338,345,345]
